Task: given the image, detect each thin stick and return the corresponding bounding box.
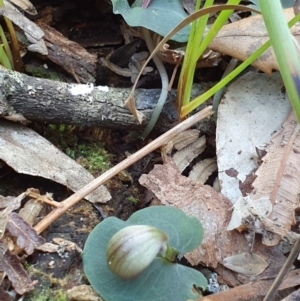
[263,235,300,301]
[34,106,213,234]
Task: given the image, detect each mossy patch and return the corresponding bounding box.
[42,124,112,176]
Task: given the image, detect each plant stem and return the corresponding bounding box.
[258,0,300,122]
[164,244,178,262]
[178,0,212,109]
[263,233,300,301]
[181,9,300,117]
[141,28,169,138]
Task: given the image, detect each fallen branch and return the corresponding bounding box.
[0,65,181,129]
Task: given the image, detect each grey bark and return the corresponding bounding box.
[0,67,209,131]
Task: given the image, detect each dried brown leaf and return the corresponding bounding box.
[139,160,286,284]
[6,212,45,254]
[0,246,35,294]
[173,136,206,173]
[251,112,300,245]
[124,92,144,123]
[209,8,298,74]
[188,157,217,184]
[139,159,248,268]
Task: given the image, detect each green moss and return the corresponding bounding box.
[42,124,112,175]
[24,267,68,301]
[25,64,69,82]
[125,196,138,205]
[66,143,112,175]
[55,291,68,301]
[25,288,67,301]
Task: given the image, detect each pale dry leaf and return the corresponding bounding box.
[66,285,103,301]
[188,157,217,184]
[164,129,200,154]
[139,160,286,285]
[0,214,8,239]
[52,237,83,253]
[0,196,16,210]
[25,33,48,55]
[250,111,300,246]
[124,92,144,124]
[227,196,272,231]
[1,3,43,40]
[222,252,268,276]
[0,246,36,294]
[213,177,221,192]
[216,71,290,204]
[37,238,82,254]
[173,136,206,173]
[0,192,26,211]
[5,0,37,15]
[0,121,111,203]
[6,212,45,254]
[35,242,59,253]
[1,2,47,55]
[0,240,7,258]
[209,8,299,74]
[19,199,43,226]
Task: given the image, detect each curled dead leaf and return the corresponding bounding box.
[124,92,145,124]
[209,8,299,74]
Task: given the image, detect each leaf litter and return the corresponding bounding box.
[139,108,300,299]
[209,8,299,74]
[0,189,55,294]
[2,1,300,300]
[139,159,288,286]
[0,120,111,204]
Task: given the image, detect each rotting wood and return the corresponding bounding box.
[37,22,98,84]
[0,66,209,130]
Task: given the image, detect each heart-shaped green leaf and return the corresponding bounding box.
[111,0,190,42]
[83,206,206,301]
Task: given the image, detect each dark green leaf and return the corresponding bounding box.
[83,219,206,301]
[111,0,190,42]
